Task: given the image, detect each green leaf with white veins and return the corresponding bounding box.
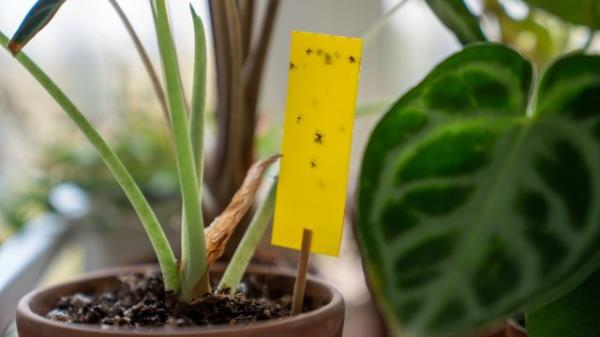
[357,44,600,336]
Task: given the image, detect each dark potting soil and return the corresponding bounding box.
[46,271,305,328]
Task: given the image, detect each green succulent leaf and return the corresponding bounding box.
[424,0,487,45]
[358,45,600,336]
[8,0,66,55]
[151,0,207,301]
[526,268,600,337]
[522,0,600,29]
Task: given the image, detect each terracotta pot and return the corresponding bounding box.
[16,264,345,337]
[506,320,527,337]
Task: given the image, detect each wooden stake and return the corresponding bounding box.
[291,228,312,315]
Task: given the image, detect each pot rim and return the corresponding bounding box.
[17,264,344,335]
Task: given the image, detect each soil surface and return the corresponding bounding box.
[46,271,304,327]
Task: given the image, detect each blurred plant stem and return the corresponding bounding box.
[107,0,170,128]
[362,0,410,45]
[207,0,280,217]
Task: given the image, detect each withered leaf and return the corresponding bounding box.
[204,154,280,264]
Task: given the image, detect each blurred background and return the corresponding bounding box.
[0,0,595,336]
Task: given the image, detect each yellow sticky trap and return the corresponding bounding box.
[272,31,363,256]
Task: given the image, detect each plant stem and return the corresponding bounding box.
[107,0,170,127]
[150,0,208,301]
[0,30,180,291]
[240,0,255,61]
[218,179,277,293]
[244,0,280,143]
[362,0,410,46]
[207,0,234,209]
[224,0,247,193]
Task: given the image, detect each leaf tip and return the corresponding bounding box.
[7,40,23,56]
[267,153,282,163]
[189,3,198,17]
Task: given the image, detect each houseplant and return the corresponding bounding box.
[1,0,283,266]
[1,0,283,270]
[357,1,600,336]
[1,0,344,336]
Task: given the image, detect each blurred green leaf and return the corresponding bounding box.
[522,0,600,29]
[358,45,600,336]
[425,0,487,45]
[483,0,570,68]
[526,268,600,337]
[9,0,66,55]
[0,176,53,230]
[499,10,569,68]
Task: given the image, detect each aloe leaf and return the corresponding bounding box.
[0,30,180,291]
[525,268,600,337]
[218,179,277,293]
[357,44,600,336]
[151,0,207,301]
[522,0,600,29]
[190,5,207,180]
[8,0,66,55]
[424,0,487,45]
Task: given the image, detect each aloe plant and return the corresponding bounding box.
[1,0,277,303]
[357,43,600,336]
[8,0,282,228]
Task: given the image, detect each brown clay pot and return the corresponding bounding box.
[16,264,345,337]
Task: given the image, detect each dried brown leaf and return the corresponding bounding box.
[204,154,279,263]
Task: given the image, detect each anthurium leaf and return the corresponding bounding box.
[522,0,600,29]
[525,268,600,337]
[424,0,487,45]
[357,44,600,337]
[8,0,66,55]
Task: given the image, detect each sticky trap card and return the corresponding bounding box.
[271,31,363,256]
